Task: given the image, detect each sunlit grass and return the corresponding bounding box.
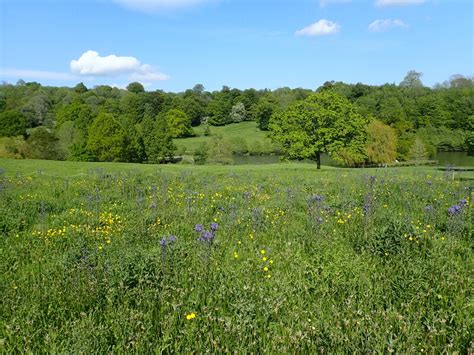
[0,159,472,352]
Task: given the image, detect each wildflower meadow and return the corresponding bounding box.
[0,159,472,352]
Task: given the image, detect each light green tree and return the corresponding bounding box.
[365,120,397,164]
[87,113,127,162]
[409,138,428,161]
[206,135,233,164]
[162,108,193,138]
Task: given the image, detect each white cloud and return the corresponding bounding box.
[0,68,76,81]
[320,0,351,7]
[368,19,408,32]
[113,0,212,11]
[375,0,425,7]
[295,19,341,37]
[70,50,169,81]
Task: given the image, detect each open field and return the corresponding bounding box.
[0,158,472,352]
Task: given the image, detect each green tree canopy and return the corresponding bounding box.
[26,127,63,160]
[87,113,127,162]
[162,108,193,138]
[0,110,30,137]
[269,91,369,168]
[255,100,276,131]
[126,82,145,94]
[143,115,176,163]
[74,82,88,93]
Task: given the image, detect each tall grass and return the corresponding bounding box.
[1,160,472,352]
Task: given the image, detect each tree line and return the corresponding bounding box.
[0,71,472,164]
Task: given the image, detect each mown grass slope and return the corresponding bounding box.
[174,121,276,154]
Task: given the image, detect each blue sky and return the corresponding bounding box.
[0,0,472,92]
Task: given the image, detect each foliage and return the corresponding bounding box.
[206,135,234,164]
[0,74,472,164]
[255,100,275,131]
[229,136,249,155]
[0,110,29,137]
[229,102,247,123]
[399,70,424,88]
[269,91,369,168]
[466,116,474,156]
[365,120,397,164]
[74,82,88,94]
[87,113,127,162]
[193,142,208,164]
[162,108,193,138]
[126,82,145,94]
[409,138,429,161]
[0,136,30,158]
[143,115,176,163]
[26,127,63,160]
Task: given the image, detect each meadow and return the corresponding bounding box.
[0,158,472,353]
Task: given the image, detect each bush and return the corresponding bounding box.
[0,136,30,159]
[206,135,233,164]
[229,137,248,155]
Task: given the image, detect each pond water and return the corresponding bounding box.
[233,152,474,167]
[433,152,474,167]
[233,154,341,166]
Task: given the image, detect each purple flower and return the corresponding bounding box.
[194,224,203,233]
[210,222,218,231]
[160,238,167,247]
[363,203,371,216]
[168,235,177,243]
[198,231,214,243]
[448,204,462,216]
[460,199,467,206]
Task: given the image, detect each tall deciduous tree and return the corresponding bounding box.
[269,91,369,169]
[87,113,127,162]
[400,70,424,88]
[143,114,176,163]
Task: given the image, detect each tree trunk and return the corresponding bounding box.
[316,152,321,170]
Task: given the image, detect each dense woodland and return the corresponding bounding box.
[0,71,473,165]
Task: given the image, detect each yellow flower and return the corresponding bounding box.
[263,266,269,272]
[260,249,266,255]
[186,312,196,320]
[233,252,239,259]
[262,256,267,261]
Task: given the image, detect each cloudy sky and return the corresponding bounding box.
[0,0,472,91]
